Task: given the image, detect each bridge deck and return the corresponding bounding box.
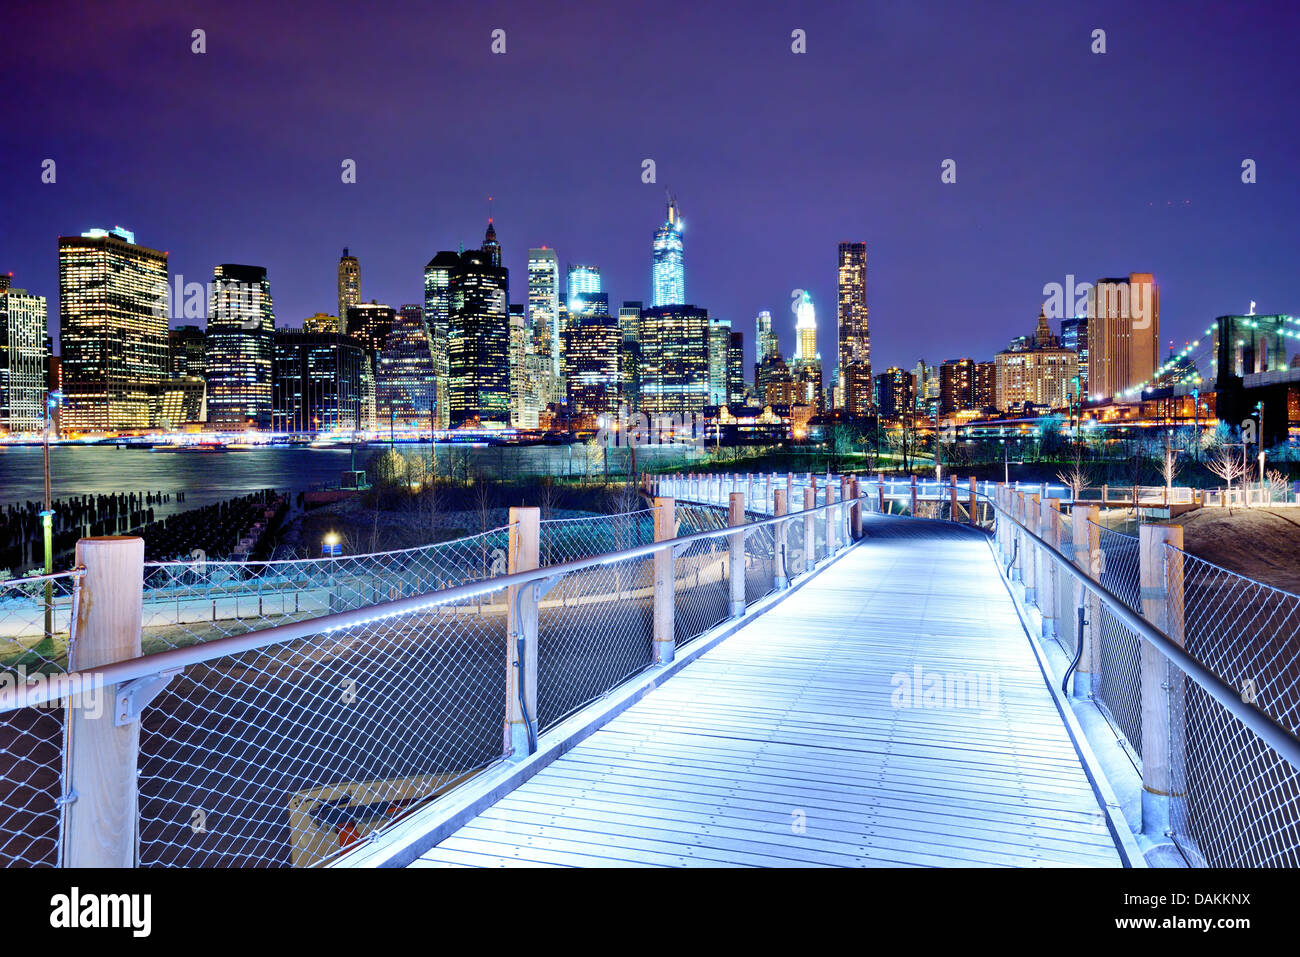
[411,518,1122,867]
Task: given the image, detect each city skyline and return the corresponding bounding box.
[4,2,1298,379]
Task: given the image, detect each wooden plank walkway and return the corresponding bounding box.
[412,518,1122,867]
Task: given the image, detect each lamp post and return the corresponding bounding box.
[41,390,62,641]
[1255,400,1265,493]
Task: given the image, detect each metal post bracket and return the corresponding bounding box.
[115,668,182,726]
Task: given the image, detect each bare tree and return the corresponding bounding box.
[1157,438,1183,505]
[1265,468,1291,504]
[1056,449,1094,502]
[473,480,494,533]
[1207,446,1249,511]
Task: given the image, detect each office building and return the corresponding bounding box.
[168,325,206,379]
[995,310,1079,412]
[424,250,459,429]
[1086,272,1158,399]
[58,226,169,433]
[875,367,915,423]
[837,242,871,414]
[337,248,360,334]
[205,264,275,429]
[639,304,709,418]
[1061,317,1089,395]
[377,304,436,429]
[651,196,685,307]
[939,358,975,416]
[527,248,561,378]
[0,279,48,434]
[708,317,732,406]
[448,248,510,427]
[273,329,363,433]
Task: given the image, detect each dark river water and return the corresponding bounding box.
[0,443,700,517]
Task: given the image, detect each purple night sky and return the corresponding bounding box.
[2,0,1298,375]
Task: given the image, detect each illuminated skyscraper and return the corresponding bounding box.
[618,301,642,412]
[345,301,396,429]
[792,291,822,408]
[58,227,169,433]
[527,248,560,377]
[1086,272,1158,399]
[205,264,276,429]
[448,249,510,426]
[837,242,871,414]
[727,331,745,404]
[651,196,685,307]
[168,324,206,379]
[424,250,459,429]
[337,249,360,335]
[708,317,732,406]
[273,329,362,432]
[638,305,709,418]
[0,279,48,434]
[567,264,601,305]
[755,310,778,362]
[377,304,435,429]
[939,358,975,416]
[565,302,621,423]
[482,219,502,268]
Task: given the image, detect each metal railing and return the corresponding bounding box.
[0,488,861,868]
[988,483,1300,867]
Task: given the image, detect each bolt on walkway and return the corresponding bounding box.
[411,517,1124,867]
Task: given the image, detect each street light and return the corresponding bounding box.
[322,531,342,557]
[42,390,63,641]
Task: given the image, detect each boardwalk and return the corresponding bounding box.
[411,518,1123,867]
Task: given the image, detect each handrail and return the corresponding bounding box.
[0,492,860,714]
[983,488,1300,773]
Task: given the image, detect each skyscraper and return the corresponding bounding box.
[792,291,822,408]
[727,331,745,404]
[755,310,778,363]
[448,249,510,427]
[337,248,360,334]
[708,317,732,406]
[651,196,685,307]
[273,328,362,433]
[939,358,975,416]
[527,248,560,377]
[1061,317,1089,394]
[168,325,206,378]
[0,279,47,434]
[565,305,621,423]
[837,242,871,414]
[205,264,276,430]
[618,301,642,413]
[424,250,460,429]
[1086,272,1158,399]
[377,304,435,429]
[58,227,169,434]
[567,264,601,306]
[345,301,397,430]
[639,305,709,418]
[482,219,502,268]
[875,367,915,423]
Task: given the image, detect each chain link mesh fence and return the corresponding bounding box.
[538,510,656,568]
[136,589,509,867]
[672,536,730,648]
[1166,546,1300,866]
[535,556,655,731]
[743,520,777,606]
[0,570,82,868]
[138,527,511,656]
[1090,522,1143,765]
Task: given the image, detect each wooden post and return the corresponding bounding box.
[849,478,863,540]
[1138,523,1186,838]
[949,475,959,521]
[773,488,788,589]
[1073,505,1101,698]
[785,472,794,514]
[728,491,746,617]
[910,474,918,516]
[825,482,838,554]
[1023,494,1039,605]
[1039,496,1058,638]
[505,507,540,760]
[64,536,144,868]
[652,497,676,664]
[877,478,885,514]
[803,486,816,571]
[968,476,978,526]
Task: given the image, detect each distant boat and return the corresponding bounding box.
[150,442,227,453]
